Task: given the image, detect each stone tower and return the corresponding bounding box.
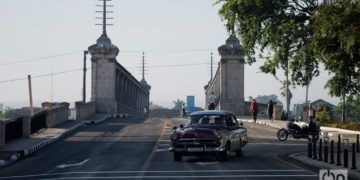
[88,33,119,114]
[216,35,245,115]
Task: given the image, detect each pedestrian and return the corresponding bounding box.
[268,100,274,122]
[250,99,259,123]
[208,92,217,110]
[182,103,186,117]
[308,104,316,121]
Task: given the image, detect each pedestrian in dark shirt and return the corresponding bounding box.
[250,99,259,123]
[268,100,274,122]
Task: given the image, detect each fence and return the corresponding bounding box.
[30,111,46,134]
[308,133,359,170]
[4,117,23,143]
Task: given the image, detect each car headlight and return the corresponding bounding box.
[215,131,222,140]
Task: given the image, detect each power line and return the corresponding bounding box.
[126,62,208,69]
[121,49,214,53]
[0,51,82,66]
[0,49,215,67]
[0,68,82,84]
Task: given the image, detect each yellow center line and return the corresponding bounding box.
[272,154,318,176]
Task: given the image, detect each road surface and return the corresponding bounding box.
[0,117,319,179]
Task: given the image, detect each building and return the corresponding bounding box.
[0,103,3,113]
[292,99,337,117]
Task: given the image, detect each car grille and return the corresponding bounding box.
[174,138,219,148]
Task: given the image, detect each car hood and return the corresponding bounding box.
[181,127,218,139]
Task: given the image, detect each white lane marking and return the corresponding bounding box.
[194,161,220,166]
[248,142,306,146]
[40,174,317,179]
[155,149,169,152]
[56,159,90,169]
[158,143,169,147]
[0,170,308,179]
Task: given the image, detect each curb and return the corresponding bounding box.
[238,119,283,129]
[290,153,360,179]
[22,121,86,157]
[85,115,111,124]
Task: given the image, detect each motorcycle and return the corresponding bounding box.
[277,119,320,142]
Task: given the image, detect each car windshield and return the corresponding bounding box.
[187,115,225,126]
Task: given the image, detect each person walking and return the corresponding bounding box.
[308,104,316,121]
[268,100,274,121]
[182,103,186,117]
[208,92,217,110]
[250,99,259,123]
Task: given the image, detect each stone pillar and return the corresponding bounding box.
[88,33,119,114]
[217,35,245,116]
[22,116,31,138]
[0,120,5,149]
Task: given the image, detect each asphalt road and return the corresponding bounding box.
[0,117,320,179]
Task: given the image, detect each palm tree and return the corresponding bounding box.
[172,99,184,110]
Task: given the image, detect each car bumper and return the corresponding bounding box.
[169,146,226,155]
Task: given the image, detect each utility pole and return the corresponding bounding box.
[27,75,34,116]
[210,52,213,81]
[83,50,88,103]
[142,52,145,80]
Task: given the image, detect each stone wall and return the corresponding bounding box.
[45,106,69,128]
[75,101,95,120]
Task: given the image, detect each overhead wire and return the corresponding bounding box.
[0,51,82,66]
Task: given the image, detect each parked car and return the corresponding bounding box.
[169,110,248,162]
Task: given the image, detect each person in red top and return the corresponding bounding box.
[250,99,259,123]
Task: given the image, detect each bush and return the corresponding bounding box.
[316,111,334,125]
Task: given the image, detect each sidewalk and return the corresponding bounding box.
[0,114,109,168]
[291,152,360,179]
[238,116,360,178]
[237,117,360,135]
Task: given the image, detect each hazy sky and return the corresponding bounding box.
[0,0,340,109]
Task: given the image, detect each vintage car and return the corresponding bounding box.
[169,110,248,162]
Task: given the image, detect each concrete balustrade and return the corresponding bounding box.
[75,101,95,120]
[45,104,69,128]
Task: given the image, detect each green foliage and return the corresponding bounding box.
[325,121,360,131]
[172,99,184,110]
[0,107,15,119]
[216,0,319,83]
[338,95,360,121]
[311,0,360,96]
[316,111,334,125]
[216,0,360,97]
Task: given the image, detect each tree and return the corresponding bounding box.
[311,0,360,97]
[0,107,15,119]
[279,80,296,111]
[172,99,184,110]
[216,0,320,116]
[338,95,360,122]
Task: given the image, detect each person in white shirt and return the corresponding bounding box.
[208,92,217,110]
[308,104,316,121]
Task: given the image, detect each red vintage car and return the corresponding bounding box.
[169,110,248,162]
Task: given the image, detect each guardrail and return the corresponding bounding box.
[5,117,23,143]
[30,111,46,134]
